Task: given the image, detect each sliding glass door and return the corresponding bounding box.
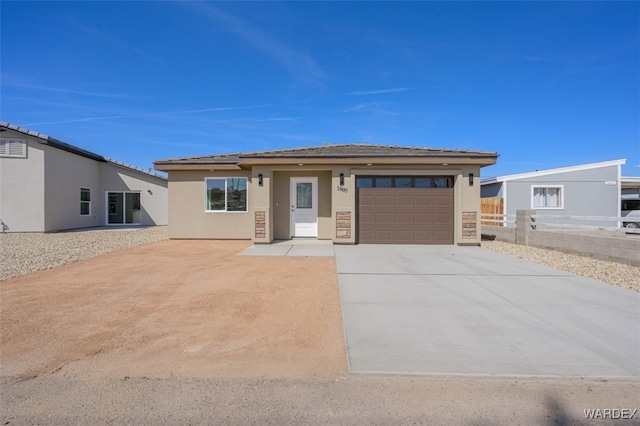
[107,192,141,225]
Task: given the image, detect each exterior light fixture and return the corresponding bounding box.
[258,173,263,186]
[469,173,474,186]
[339,173,345,186]
[298,163,304,166]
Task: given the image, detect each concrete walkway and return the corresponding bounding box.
[335,245,640,378]
[238,239,335,257]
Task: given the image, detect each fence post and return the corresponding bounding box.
[516,209,535,245]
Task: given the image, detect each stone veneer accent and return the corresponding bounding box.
[336,212,351,239]
[255,211,266,239]
[462,211,477,239]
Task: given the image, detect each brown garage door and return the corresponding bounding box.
[358,187,454,244]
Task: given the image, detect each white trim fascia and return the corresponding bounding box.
[502,182,508,227]
[618,164,622,227]
[482,159,627,184]
[621,176,640,184]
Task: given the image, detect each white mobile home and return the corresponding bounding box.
[481,159,626,227]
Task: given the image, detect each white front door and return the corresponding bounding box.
[290,177,318,238]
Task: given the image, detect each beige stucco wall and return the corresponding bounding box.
[454,165,482,245]
[43,144,103,231]
[165,163,486,245]
[0,135,46,232]
[167,170,253,239]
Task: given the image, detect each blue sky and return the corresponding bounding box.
[2,1,639,178]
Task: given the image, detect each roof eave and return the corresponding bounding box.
[238,156,497,166]
[491,159,627,183]
[154,155,497,170]
[154,163,243,171]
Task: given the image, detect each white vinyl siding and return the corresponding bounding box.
[0,138,27,158]
[532,185,563,209]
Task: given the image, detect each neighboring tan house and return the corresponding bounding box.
[480,159,626,227]
[0,121,168,232]
[153,144,498,245]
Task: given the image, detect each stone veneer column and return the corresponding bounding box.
[462,211,477,239]
[336,212,351,239]
[255,211,266,239]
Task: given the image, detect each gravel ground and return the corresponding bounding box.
[2,227,638,293]
[483,240,640,293]
[0,226,168,281]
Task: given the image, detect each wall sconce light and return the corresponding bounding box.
[147,190,153,195]
[258,173,263,186]
[339,173,345,186]
[469,173,474,186]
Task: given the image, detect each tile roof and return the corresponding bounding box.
[154,143,498,165]
[1,121,166,180]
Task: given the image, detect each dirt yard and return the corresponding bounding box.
[1,240,347,381]
[2,240,638,424]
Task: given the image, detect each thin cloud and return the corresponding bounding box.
[171,104,277,114]
[186,3,324,85]
[343,102,397,115]
[5,82,131,99]
[24,116,126,126]
[66,19,165,65]
[347,87,415,96]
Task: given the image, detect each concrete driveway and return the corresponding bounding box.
[335,245,640,378]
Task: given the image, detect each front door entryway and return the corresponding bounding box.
[107,192,141,225]
[290,177,318,237]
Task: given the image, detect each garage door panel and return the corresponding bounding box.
[394,195,413,207]
[359,195,374,208]
[358,187,453,244]
[393,230,413,241]
[375,196,393,206]
[374,230,393,242]
[394,213,412,224]
[414,196,433,207]
[434,230,453,241]
[434,214,453,225]
[414,213,431,224]
[375,213,394,224]
[434,195,453,207]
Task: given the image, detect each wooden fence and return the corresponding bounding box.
[481,198,504,225]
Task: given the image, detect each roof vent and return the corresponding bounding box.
[0,138,27,158]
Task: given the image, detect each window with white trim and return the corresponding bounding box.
[0,138,27,158]
[80,187,91,215]
[532,186,563,209]
[205,177,248,212]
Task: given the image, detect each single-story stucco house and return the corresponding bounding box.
[153,144,498,245]
[480,159,628,228]
[0,122,168,232]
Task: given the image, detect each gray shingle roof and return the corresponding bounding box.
[154,143,498,165]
